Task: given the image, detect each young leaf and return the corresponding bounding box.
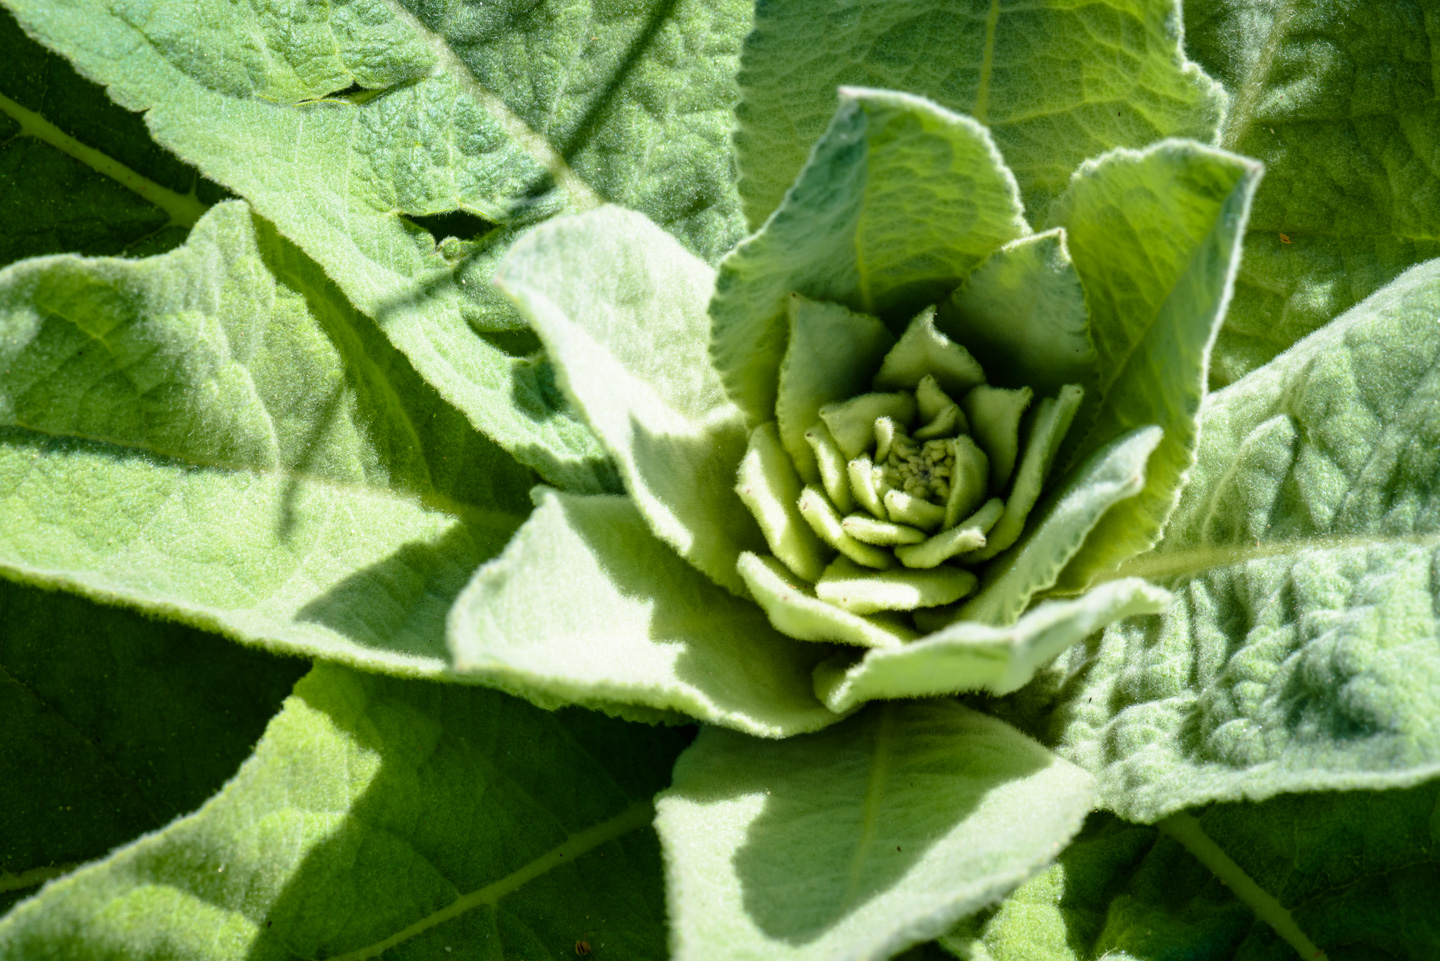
[495,206,764,595]
[816,578,1170,712]
[1046,139,1262,586]
[735,0,1224,226]
[656,702,1094,961]
[1034,258,1440,823]
[1186,0,1440,387]
[5,0,753,488]
[448,490,841,738]
[712,87,1029,425]
[0,663,689,960]
[943,781,1440,960]
[0,202,531,677]
[0,579,303,912]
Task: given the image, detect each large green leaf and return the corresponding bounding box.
[712,87,1029,426]
[3,0,752,488]
[0,579,304,913]
[734,0,1224,227]
[0,662,689,960]
[655,702,1094,961]
[1186,0,1440,388]
[1045,139,1261,586]
[1025,258,1440,823]
[448,489,840,737]
[0,201,532,677]
[495,206,763,595]
[0,10,222,263]
[942,781,1440,960]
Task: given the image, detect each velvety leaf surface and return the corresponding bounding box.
[0,662,690,959]
[656,702,1094,961]
[940,230,1095,400]
[495,207,762,595]
[712,87,1028,425]
[4,0,752,488]
[734,0,1224,227]
[1026,258,1440,823]
[942,781,1440,961]
[816,578,1170,712]
[1046,140,1261,587]
[1186,0,1440,388]
[0,201,532,678]
[0,10,224,263]
[0,579,304,912]
[448,490,839,737]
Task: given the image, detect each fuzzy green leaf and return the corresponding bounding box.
[0,663,688,960]
[5,0,754,488]
[656,702,1094,961]
[1187,0,1440,388]
[1046,140,1262,586]
[735,0,1224,226]
[449,490,840,737]
[0,202,531,677]
[1027,259,1440,823]
[711,87,1029,425]
[495,206,764,594]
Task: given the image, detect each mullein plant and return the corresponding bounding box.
[454,87,1258,956]
[7,0,1437,957]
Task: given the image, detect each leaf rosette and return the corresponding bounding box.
[450,87,1261,737]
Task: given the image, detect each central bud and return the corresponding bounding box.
[734,299,1084,644]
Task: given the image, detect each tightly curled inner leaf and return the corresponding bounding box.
[736,296,1084,644]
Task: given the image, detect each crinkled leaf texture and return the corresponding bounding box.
[4,0,755,489]
[1187,0,1440,388]
[0,201,531,677]
[0,578,304,911]
[1017,258,1440,823]
[942,781,1440,960]
[735,0,1224,226]
[448,489,839,737]
[0,663,690,960]
[656,701,1094,961]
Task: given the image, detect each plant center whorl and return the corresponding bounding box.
[884,434,951,500]
[734,305,1085,635]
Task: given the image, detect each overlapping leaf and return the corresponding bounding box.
[1019,258,1440,823]
[0,663,689,960]
[734,0,1224,227]
[0,201,532,677]
[3,0,753,488]
[448,490,839,737]
[656,702,1094,961]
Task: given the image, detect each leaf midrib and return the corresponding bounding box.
[1219,0,1300,151]
[0,91,208,229]
[327,800,655,961]
[1109,531,1440,583]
